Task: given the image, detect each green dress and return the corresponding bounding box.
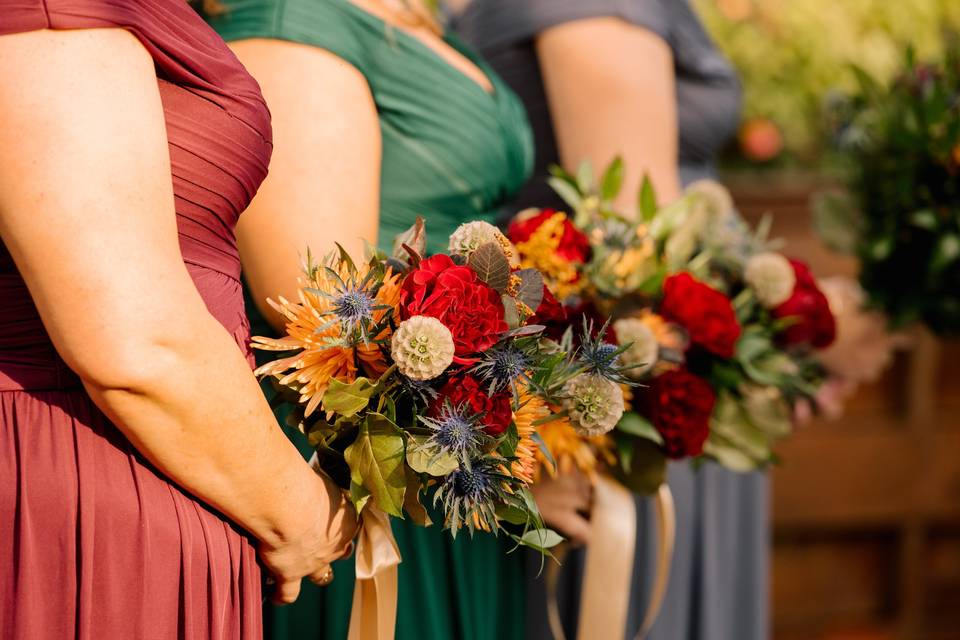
[208,2,534,639]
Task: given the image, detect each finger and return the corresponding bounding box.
[273,577,301,605]
[559,513,592,547]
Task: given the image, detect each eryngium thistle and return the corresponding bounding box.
[562,373,625,436]
[471,342,532,394]
[435,457,510,536]
[419,401,487,462]
[578,319,637,384]
[391,316,455,380]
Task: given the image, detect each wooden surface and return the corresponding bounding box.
[727,171,960,640]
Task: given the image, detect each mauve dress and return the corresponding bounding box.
[0,2,272,638]
[455,2,768,640]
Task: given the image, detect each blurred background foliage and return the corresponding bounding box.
[694,0,960,167]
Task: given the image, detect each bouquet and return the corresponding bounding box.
[507,159,838,489]
[817,40,960,334]
[250,218,630,552]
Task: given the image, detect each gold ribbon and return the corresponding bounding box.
[546,479,676,640]
[347,505,401,640]
[307,454,401,640]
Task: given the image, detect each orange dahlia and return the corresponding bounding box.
[511,386,549,485]
[534,410,615,482]
[252,262,401,416]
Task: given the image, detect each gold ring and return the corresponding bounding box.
[315,566,334,586]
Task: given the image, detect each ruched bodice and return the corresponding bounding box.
[0,2,272,638]
[0,0,272,391]
[208,0,532,252]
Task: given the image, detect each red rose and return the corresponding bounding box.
[642,369,716,459]
[431,375,513,436]
[528,285,568,339]
[772,260,836,349]
[400,254,507,363]
[507,209,591,263]
[660,273,742,358]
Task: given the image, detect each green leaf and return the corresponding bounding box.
[547,177,583,210]
[908,209,938,231]
[495,502,530,526]
[349,480,371,514]
[931,234,960,274]
[343,413,407,517]
[811,191,861,254]
[515,268,544,313]
[468,242,511,293]
[616,412,664,445]
[498,421,520,458]
[612,439,666,496]
[521,528,564,550]
[576,161,594,193]
[531,431,556,473]
[322,377,378,418]
[639,174,658,223]
[600,156,625,202]
[406,434,459,476]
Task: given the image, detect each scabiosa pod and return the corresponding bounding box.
[562,373,625,436]
[448,220,517,264]
[744,252,796,308]
[391,315,455,381]
[613,317,659,378]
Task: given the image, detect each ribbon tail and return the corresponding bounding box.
[636,483,676,639]
[346,505,402,640]
[576,475,638,640]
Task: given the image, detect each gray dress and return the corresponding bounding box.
[453,2,768,639]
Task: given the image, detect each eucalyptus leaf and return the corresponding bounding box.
[406,434,459,476]
[548,177,583,210]
[343,413,406,517]
[502,295,521,329]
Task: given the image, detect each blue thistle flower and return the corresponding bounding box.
[435,457,509,536]
[419,402,487,462]
[332,286,375,327]
[472,343,531,394]
[578,318,640,385]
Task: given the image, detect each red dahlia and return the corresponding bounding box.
[642,369,716,459]
[660,272,742,359]
[399,254,507,363]
[772,259,836,349]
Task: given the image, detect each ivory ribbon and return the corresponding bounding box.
[307,454,401,640]
[347,505,401,640]
[546,479,676,640]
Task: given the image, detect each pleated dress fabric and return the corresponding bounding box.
[455,2,769,640]
[207,2,534,639]
[0,2,273,638]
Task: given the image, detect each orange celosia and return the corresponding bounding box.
[252,264,401,417]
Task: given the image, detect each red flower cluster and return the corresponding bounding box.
[772,260,836,349]
[643,369,716,459]
[400,254,507,363]
[660,273,742,358]
[431,374,512,436]
[507,209,591,263]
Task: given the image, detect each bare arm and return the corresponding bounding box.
[228,38,382,332]
[0,28,353,603]
[536,16,681,209]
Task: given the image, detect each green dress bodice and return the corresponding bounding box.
[209,2,533,639]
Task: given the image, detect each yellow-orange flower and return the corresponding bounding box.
[252,264,401,416]
[533,409,615,482]
[511,386,548,485]
[514,212,586,299]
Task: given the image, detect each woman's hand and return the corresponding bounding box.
[259,472,359,604]
[532,469,593,546]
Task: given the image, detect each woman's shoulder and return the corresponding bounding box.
[456,0,672,51]
[209,0,376,73]
[0,0,269,130]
